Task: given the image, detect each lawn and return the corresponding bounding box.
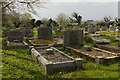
[1,45,120,79]
[98,31,120,35]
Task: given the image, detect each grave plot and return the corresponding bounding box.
[29,38,63,47]
[29,25,63,46]
[7,29,28,48]
[65,46,119,64]
[91,37,110,44]
[30,46,83,75]
[95,44,120,54]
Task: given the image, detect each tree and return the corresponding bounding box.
[1,0,47,15]
[103,16,112,22]
[69,12,82,24]
[55,13,69,30]
[2,12,33,28]
[30,19,36,28]
[35,20,42,27]
[1,0,47,28]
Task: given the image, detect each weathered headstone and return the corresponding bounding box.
[38,25,52,40]
[2,28,10,37]
[7,29,24,42]
[96,26,101,31]
[109,25,116,31]
[20,27,33,37]
[101,26,108,31]
[117,26,120,31]
[88,26,97,33]
[64,30,84,47]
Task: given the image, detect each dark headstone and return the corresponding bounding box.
[20,27,33,37]
[88,27,97,33]
[38,25,52,40]
[64,30,84,47]
[7,29,24,42]
[101,26,108,31]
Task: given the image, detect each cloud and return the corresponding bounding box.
[49,0,119,2]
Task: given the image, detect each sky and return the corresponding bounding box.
[32,0,119,21]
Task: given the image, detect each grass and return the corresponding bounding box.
[33,28,38,37]
[2,49,47,79]
[98,31,120,35]
[2,43,120,79]
[2,48,120,79]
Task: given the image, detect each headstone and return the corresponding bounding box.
[88,26,97,33]
[117,26,120,31]
[7,29,24,42]
[38,25,52,40]
[64,30,84,47]
[21,27,33,37]
[109,25,116,31]
[101,26,108,31]
[96,26,101,31]
[2,28,10,37]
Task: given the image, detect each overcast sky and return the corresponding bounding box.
[32,0,119,21]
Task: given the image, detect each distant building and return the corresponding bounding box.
[86,20,94,23]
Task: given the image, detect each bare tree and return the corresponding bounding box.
[103,16,112,22]
[1,0,47,15]
[69,12,82,24]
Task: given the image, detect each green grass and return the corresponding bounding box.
[2,49,47,79]
[98,31,120,35]
[1,37,120,79]
[2,48,120,79]
[33,28,38,37]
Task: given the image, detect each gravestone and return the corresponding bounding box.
[38,25,52,40]
[117,26,120,31]
[7,29,24,42]
[96,26,101,31]
[64,30,84,47]
[88,26,97,33]
[2,28,10,37]
[101,26,108,31]
[109,25,116,31]
[21,27,33,37]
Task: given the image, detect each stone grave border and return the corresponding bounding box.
[30,46,83,75]
[96,44,120,53]
[65,47,119,64]
[28,38,63,47]
[7,40,29,49]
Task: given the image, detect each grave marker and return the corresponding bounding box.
[38,25,53,40]
[64,30,84,47]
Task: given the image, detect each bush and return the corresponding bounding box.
[84,35,93,46]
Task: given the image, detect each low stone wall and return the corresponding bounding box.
[30,47,83,75]
[65,47,119,64]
